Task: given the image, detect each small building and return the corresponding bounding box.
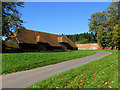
[5,29,78,52]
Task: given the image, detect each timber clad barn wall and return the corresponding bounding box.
[76,43,100,50]
[5,29,78,52]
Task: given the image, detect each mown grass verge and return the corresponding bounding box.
[27,50,118,88]
[2,50,96,74]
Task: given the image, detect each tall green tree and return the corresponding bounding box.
[2,2,25,37]
[97,25,108,48]
[89,2,119,49]
[88,11,107,35]
[112,24,120,48]
[106,2,118,48]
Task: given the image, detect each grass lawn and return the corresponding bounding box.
[2,50,96,74]
[27,50,118,88]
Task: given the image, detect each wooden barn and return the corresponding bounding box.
[5,29,78,52]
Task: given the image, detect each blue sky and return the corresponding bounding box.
[20,2,111,35]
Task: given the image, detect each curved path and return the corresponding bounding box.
[2,51,111,88]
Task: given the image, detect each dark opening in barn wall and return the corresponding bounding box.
[37,42,63,52]
[37,42,55,51]
[60,42,75,50]
[19,43,38,52]
[19,42,63,52]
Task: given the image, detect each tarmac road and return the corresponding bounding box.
[2,51,111,88]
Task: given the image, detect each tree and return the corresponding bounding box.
[97,25,107,48]
[112,24,120,48]
[66,32,97,44]
[88,11,107,35]
[89,2,119,49]
[77,38,89,44]
[2,2,25,37]
[90,32,96,43]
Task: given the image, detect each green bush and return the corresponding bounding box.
[76,38,89,44]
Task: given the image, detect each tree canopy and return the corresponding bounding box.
[66,32,97,44]
[88,2,120,49]
[2,2,25,37]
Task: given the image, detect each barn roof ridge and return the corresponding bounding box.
[16,29,63,37]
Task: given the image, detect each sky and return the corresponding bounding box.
[19,2,111,35]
